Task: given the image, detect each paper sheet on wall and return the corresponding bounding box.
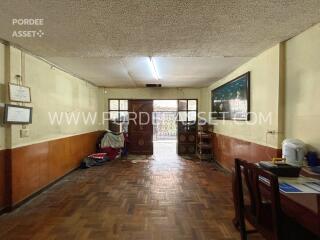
[7,106,31,123]
[9,84,31,102]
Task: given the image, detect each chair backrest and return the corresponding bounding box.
[253,167,282,240]
[235,158,257,215]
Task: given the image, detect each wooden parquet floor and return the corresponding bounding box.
[0,142,264,240]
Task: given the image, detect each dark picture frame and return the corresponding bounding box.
[211,72,250,121]
[3,104,33,124]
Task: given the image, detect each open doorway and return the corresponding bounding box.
[153,100,178,155]
[153,100,178,142]
[108,99,198,156]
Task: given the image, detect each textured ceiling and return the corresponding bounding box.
[0,0,320,87]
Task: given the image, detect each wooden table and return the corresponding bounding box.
[281,191,320,236]
[232,168,320,237]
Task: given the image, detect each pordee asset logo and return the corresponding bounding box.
[12,30,44,38]
[12,18,45,38]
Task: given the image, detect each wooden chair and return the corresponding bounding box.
[234,158,258,239]
[253,166,283,240]
[235,158,319,240]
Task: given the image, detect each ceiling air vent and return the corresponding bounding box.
[146,84,161,87]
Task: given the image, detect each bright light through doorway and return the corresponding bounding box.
[153,100,178,142]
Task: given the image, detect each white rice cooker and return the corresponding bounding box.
[282,139,306,167]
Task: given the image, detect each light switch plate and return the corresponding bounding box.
[20,129,30,138]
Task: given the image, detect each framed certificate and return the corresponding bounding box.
[9,83,32,103]
[3,104,33,124]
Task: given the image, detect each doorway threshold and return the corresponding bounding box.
[153,140,177,143]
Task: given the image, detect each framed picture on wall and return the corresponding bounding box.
[8,83,32,103]
[3,104,33,124]
[211,72,250,121]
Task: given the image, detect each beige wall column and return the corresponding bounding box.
[284,23,320,152]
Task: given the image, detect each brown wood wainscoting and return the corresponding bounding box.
[0,149,10,212]
[1,131,103,211]
[212,133,282,170]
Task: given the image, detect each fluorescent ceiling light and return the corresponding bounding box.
[149,57,160,81]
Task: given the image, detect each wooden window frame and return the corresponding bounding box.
[178,99,198,123]
[108,99,129,123]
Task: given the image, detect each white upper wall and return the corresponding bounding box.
[204,44,283,148]
[104,88,202,103]
[285,23,320,152]
[8,46,102,148]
